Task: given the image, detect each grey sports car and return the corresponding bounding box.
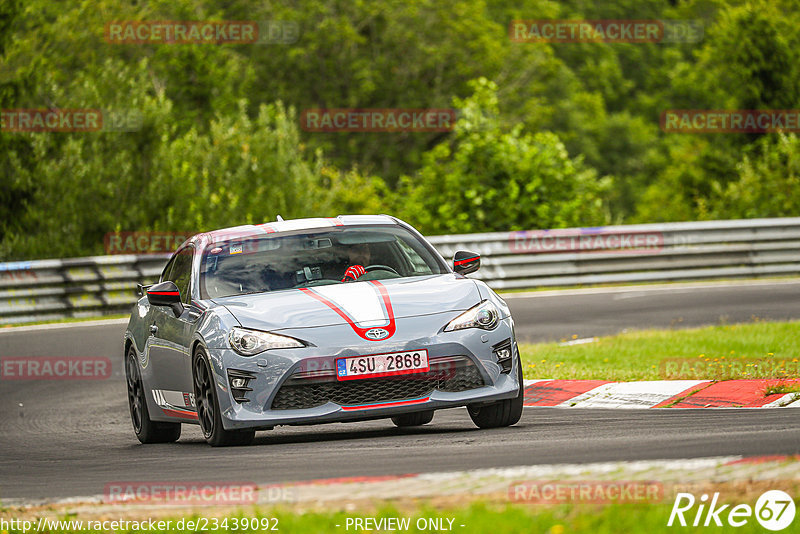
[124,215,523,446]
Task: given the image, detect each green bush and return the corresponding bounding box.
[395,79,610,234]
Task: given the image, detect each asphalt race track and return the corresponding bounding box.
[1,280,799,501]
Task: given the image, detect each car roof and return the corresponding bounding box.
[187,215,399,247]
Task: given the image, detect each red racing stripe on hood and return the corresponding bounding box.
[299,280,396,340]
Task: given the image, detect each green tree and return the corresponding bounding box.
[711,134,800,219]
[395,79,610,234]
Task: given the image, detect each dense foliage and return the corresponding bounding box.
[1,0,798,259]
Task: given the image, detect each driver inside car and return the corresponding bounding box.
[341,243,372,281]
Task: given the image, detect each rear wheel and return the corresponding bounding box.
[125,346,181,444]
[193,347,255,447]
[468,362,524,429]
[391,410,434,427]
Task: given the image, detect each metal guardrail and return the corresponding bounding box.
[1,218,799,324]
[435,217,800,289]
[0,255,170,325]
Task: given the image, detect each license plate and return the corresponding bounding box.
[336,350,429,381]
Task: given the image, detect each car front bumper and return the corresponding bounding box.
[206,314,521,430]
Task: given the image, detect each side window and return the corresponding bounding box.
[395,239,433,275]
[167,247,194,305]
[160,255,176,283]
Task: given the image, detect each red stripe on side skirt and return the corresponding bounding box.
[162,408,198,419]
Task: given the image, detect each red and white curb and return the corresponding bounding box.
[522,379,800,408]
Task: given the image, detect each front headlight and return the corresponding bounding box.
[444,300,499,332]
[228,327,305,356]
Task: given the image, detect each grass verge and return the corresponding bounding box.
[519,320,800,381]
[765,383,800,396]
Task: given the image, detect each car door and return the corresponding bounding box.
[141,252,175,376]
[148,246,197,398]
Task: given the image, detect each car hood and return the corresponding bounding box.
[212,274,479,332]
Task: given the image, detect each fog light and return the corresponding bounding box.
[227,369,256,403]
[493,338,513,374]
[231,377,248,388]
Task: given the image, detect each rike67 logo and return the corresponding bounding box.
[668,491,796,531]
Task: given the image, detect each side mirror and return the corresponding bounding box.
[146,281,183,316]
[453,250,481,275]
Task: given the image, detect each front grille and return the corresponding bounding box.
[271,357,485,410]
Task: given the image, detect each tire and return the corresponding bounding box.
[391,410,434,427]
[468,362,524,429]
[193,347,255,447]
[125,346,181,444]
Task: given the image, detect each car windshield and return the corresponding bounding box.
[200,225,447,298]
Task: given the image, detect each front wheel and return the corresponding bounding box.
[126,347,181,444]
[391,410,434,427]
[193,347,255,447]
[468,362,524,429]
